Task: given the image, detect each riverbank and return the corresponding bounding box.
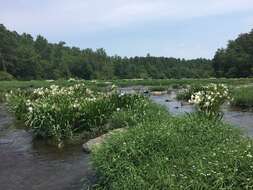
[2,81,253,189]
[92,103,253,190]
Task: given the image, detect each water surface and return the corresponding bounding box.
[150,92,253,137]
[0,104,93,190]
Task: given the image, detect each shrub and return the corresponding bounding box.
[189,84,231,118]
[176,85,203,101]
[92,113,253,190]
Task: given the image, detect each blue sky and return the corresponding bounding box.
[1,0,253,59]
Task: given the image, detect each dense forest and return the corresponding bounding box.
[1,24,253,80]
[213,29,253,78]
[0,24,213,80]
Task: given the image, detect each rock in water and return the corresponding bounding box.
[82,128,126,153]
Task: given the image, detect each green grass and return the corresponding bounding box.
[232,86,253,108]
[110,78,253,87]
[1,78,253,90]
[1,78,252,101]
[92,111,253,190]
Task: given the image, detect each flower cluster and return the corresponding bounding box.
[189,84,231,117]
[6,83,146,145]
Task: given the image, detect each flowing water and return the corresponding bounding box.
[0,104,94,190]
[150,91,253,137]
[1,87,253,190]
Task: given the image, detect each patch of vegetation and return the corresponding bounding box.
[92,113,253,190]
[5,84,149,145]
[231,86,253,108]
[1,78,253,91]
[176,85,204,101]
[213,29,253,78]
[0,71,14,80]
[188,84,231,118]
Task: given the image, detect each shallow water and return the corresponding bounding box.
[0,104,93,190]
[150,92,253,137]
[1,86,253,190]
[119,86,253,137]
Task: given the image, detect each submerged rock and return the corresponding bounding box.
[82,128,126,153]
[150,91,167,96]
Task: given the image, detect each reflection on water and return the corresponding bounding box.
[0,105,94,190]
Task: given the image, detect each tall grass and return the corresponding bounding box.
[5,84,150,144]
[92,112,253,189]
[232,86,253,108]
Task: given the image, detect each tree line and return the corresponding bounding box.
[213,29,253,78]
[2,24,252,80]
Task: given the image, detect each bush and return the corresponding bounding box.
[92,113,253,190]
[189,84,231,118]
[176,85,203,101]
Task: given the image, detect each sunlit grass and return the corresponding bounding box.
[92,113,253,190]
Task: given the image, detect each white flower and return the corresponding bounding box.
[28,107,33,112]
[116,108,120,111]
[119,92,125,97]
[73,104,80,108]
[205,102,210,107]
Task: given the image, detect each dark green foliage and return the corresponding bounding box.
[0,24,213,80]
[0,71,14,80]
[213,29,253,77]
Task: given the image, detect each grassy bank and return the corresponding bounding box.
[232,86,253,108]
[1,78,253,90]
[92,112,253,189]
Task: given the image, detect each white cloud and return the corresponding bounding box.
[1,0,253,34]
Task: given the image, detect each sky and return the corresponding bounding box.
[0,0,253,59]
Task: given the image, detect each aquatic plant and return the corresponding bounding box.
[6,84,148,144]
[188,84,231,118]
[176,85,204,101]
